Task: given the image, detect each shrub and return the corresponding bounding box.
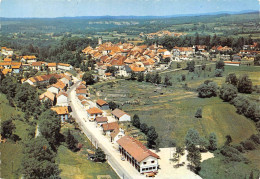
[233,144,245,153]
[237,74,253,94]
[195,108,202,118]
[220,146,245,162]
[197,81,218,98]
[219,84,238,102]
[249,134,260,145]
[215,69,223,77]
[241,140,256,150]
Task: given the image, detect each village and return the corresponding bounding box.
[0,38,259,178]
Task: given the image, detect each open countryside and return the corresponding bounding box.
[1,0,260,179]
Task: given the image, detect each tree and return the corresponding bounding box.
[215,69,223,77]
[39,110,61,147]
[215,60,225,71]
[197,81,218,98]
[49,76,57,85]
[130,71,136,80]
[219,84,238,102]
[225,73,238,86]
[164,75,172,86]
[195,108,202,118]
[172,146,185,166]
[185,129,201,150]
[140,123,149,135]
[237,74,253,94]
[94,147,106,162]
[137,73,144,82]
[108,101,118,110]
[65,129,78,151]
[1,119,16,139]
[145,73,151,82]
[82,72,95,85]
[177,63,181,68]
[22,137,60,179]
[147,126,158,148]
[187,61,195,72]
[187,144,201,173]
[225,135,232,146]
[254,54,260,66]
[154,72,161,84]
[208,133,217,151]
[132,114,141,128]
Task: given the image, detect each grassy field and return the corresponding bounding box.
[91,80,257,147]
[0,93,33,178]
[0,143,23,179]
[57,124,120,179]
[200,153,259,179]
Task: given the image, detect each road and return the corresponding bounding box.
[67,79,144,179]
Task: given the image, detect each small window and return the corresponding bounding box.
[151,161,154,163]
[143,162,146,165]
[153,167,156,169]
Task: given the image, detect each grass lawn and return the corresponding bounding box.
[0,93,31,140]
[243,147,260,170]
[91,80,257,147]
[0,143,23,179]
[57,124,120,179]
[200,153,259,179]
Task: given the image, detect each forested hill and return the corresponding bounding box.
[0,11,259,35]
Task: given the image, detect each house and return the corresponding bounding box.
[87,107,103,121]
[78,95,87,101]
[47,63,57,72]
[94,116,108,126]
[110,128,125,143]
[57,63,73,71]
[96,99,109,110]
[60,75,72,87]
[21,55,37,64]
[32,62,43,71]
[39,91,55,103]
[81,101,89,107]
[56,91,68,106]
[1,47,13,56]
[47,80,66,94]
[117,136,160,174]
[11,62,22,74]
[51,106,69,123]
[76,88,87,97]
[24,74,63,86]
[224,61,241,66]
[111,108,131,122]
[102,122,119,135]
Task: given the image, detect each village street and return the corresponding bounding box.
[67,79,146,179]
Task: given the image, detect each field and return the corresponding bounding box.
[57,124,120,179]
[0,93,28,179]
[200,153,259,179]
[91,79,258,147]
[0,143,23,179]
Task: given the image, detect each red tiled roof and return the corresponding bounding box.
[96,99,108,106]
[102,122,119,131]
[117,136,160,162]
[87,107,103,115]
[111,108,128,118]
[95,116,108,123]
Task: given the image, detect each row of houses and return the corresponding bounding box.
[0,53,73,76]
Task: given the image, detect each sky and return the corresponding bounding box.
[0,0,259,18]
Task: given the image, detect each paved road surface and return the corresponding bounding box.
[67,80,144,179]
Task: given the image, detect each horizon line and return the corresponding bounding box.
[0,9,258,19]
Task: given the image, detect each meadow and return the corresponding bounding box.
[57,124,120,179]
[91,77,258,147]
